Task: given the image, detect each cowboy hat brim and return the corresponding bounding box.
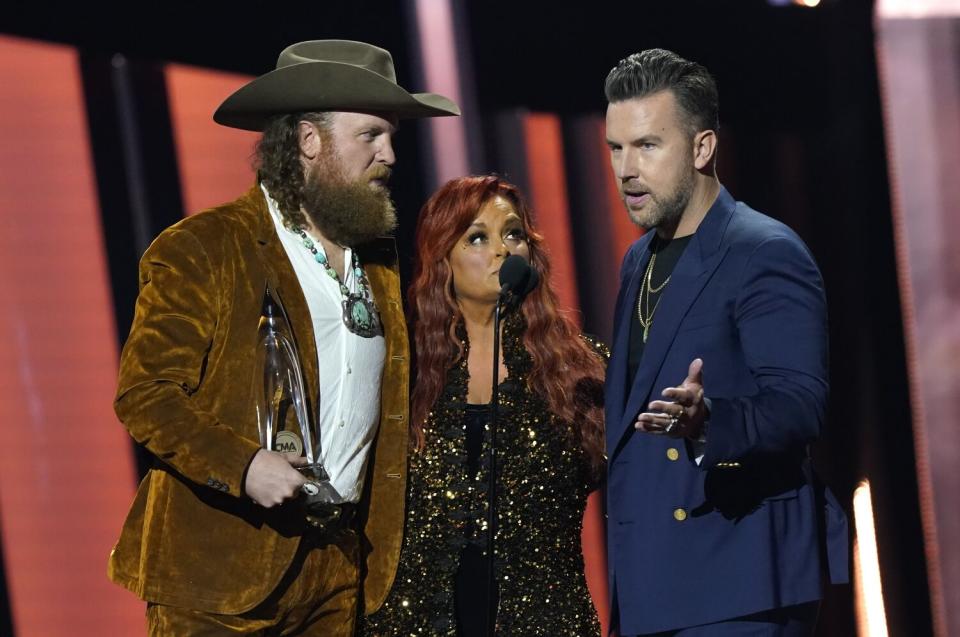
[213,61,460,131]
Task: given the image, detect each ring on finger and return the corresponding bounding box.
[665,416,679,433]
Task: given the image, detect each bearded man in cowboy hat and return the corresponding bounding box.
[106,40,459,636]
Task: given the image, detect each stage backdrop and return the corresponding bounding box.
[876,2,960,635]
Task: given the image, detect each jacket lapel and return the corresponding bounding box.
[613,188,737,454]
[249,187,321,415]
[607,231,654,452]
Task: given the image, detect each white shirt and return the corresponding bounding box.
[263,185,386,503]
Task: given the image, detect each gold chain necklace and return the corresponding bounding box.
[637,250,671,342]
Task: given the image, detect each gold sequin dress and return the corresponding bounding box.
[361,316,604,636]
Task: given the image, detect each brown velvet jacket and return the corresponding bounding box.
[107,186,409,615]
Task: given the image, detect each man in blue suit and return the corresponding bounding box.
[603,49,848,636]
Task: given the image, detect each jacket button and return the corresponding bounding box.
[666,448,679,461]
[673,508,687,521]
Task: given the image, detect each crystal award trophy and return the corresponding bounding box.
[252,284,344,527]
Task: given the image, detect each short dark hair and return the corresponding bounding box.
[605,48,719,135]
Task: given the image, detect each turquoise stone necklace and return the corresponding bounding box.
[294,227,382,338]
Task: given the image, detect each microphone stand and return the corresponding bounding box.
[485,289,508,637]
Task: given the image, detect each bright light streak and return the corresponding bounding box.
[853,480,889,637]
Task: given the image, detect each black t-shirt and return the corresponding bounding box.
[627,233,694,389]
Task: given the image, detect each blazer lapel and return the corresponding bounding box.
[250,187,321,417]
[613,188,737,453]
[607,232,654,451]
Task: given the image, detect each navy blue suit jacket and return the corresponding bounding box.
[605,187,848,635]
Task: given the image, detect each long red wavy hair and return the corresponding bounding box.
[408,175,606,475]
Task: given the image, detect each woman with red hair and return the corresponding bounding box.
[362,175,606,636]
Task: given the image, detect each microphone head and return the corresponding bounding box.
[499,254,536,299]
[522,265,540,296]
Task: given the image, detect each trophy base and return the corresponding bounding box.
[304,505,343,529]
[298,465,345,529]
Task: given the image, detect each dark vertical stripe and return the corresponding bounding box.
[80,50,185,482]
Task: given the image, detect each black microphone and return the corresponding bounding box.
[498,254,536,300]
[521,264,540,297]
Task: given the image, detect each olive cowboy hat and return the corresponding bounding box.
[214,39,460,131]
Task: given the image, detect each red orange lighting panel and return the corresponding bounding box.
[165,64,259,216]
[0,35,144,636]
[522,113,581,316]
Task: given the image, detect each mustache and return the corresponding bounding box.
[366,164,392,182]
[621,180,650,193]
